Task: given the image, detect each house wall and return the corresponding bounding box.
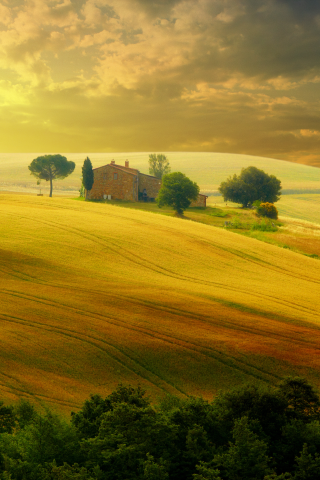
[88,165,138,201]
[138,174,162,199]
[190,194,207,208]
[87,162,206,207]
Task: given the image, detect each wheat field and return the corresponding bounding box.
[277,194,320,224]
[1,194,320,413]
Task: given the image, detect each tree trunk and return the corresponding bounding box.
[49,177,53,197]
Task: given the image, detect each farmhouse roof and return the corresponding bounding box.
[93,163,139,176]
[139,172,162,181]
[110,164,139,176]
[92,162,162,181]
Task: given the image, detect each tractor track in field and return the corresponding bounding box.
[0,312,189,397]
[4,210,320,322]
[0,291,280,388]
[2,286,314,387]
[65,200,320,285]
[6,208,320,288]
[2,280,320,357]
[1,202,320,404]
[0,371,81,409]
[0,311,277,390]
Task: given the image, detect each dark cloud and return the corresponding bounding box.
[133,0,183,17]
[227,1,320,80]
[162,0,320,86]
[7,33,51,62]
[277,0,320,19]
[99,4,120,19]
[119,28,143,45]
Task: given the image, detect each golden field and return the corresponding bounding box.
[276,194,320,224]
[1,194,320,414]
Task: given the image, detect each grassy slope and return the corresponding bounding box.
[208,195,320,225]
[276,194,320,224]
[1,152,320,193]
[86,199,320,256]
[1,194,320,413]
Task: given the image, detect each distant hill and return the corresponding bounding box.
[1,152,320,194]
[0,195,319,413]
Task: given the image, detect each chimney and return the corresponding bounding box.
[125,160,129,168]
[111,160,115,164]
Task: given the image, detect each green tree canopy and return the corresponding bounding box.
[218,166,281,208]
[28,155,76,197]
[157,172,199,215]
[82,157,94,200]
[149,154,171,179]
[0,378,319,479]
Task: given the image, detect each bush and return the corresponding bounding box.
[256,202,278,219]
[251,220,278,232]
[209,209,228,218]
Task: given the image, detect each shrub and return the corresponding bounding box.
[231,218,244,229]
[256,202,278,219]
[209,208,228,217]
[251,220,278,232]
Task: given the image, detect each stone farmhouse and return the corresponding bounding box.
[87,160,207,207]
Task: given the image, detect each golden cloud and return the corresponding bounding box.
[0,0,320,167]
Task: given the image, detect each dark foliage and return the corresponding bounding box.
[219,166,282,207]
[71,384,149,440]
[82,157,94,199]
[0,378,319,479]
[0,401,16,434]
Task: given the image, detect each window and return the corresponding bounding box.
[103,173,107,180]
[113,173,118,180]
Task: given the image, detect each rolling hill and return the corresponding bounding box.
[1,194,320,414]
[1,152,320,194]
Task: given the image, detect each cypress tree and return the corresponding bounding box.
[82,157,94,200]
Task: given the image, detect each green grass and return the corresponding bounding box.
[251,220,278,232]
[208,208,229,217]
[208,195,320,225]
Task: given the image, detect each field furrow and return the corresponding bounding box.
[0,195,320,411]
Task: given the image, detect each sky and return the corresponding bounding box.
[1,0,320,167]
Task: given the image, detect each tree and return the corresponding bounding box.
[277,377,320,421]
[157,172,199,215]
[294,444,320,480]
[219,166,281,208]
[0,401,16,434]
[28,155,76,197]
[142,454,169,480]
[212,417,273,480]
[71,385,150,440]
[82,157,94,200]
[149,154,171,179]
